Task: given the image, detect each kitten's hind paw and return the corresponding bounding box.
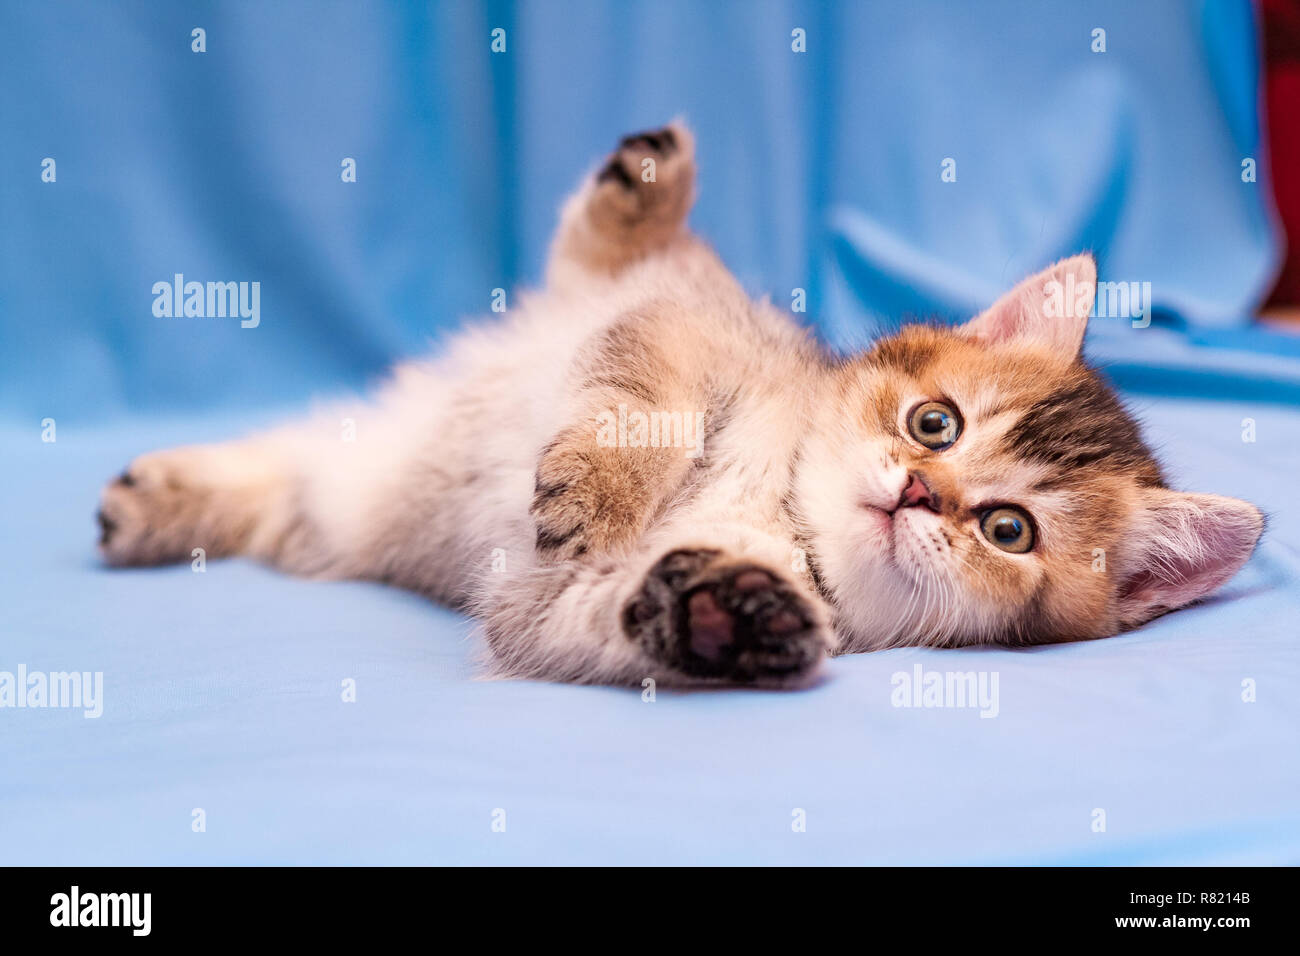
[96,445,274,567]
[596,126,681,186]
[549,121,697,278]
[622,548,832,687]
[589,122,695,227]
[97,452,217,567]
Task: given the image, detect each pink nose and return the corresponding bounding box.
[898,472,938,512]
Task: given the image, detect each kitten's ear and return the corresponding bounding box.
[960,254,1096,362]
[1114,489,1263,629]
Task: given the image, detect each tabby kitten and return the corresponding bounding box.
[97,123,1263,688]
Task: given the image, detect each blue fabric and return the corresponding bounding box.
[2,1,1297,864]
[2,397,1299,865]
[0,0,1282,420]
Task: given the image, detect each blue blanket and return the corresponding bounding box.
[1,0,1296,864]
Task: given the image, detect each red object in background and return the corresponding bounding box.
[1262,0,1300,307]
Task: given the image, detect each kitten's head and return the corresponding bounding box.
[796,255,1263,650]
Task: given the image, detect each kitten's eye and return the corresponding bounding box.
[907,401,961,450]
[980,507,1035,554]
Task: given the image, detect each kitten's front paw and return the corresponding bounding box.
[622,548,832,687]
[530,434,648,562]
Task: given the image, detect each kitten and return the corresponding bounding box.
[97,123,1264,688]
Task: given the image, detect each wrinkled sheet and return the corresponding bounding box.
[2,374,1297,864]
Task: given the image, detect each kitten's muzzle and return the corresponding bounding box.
[895,472,940,514]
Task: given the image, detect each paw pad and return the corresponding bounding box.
[623,548,828,684]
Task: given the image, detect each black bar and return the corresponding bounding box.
[0,866,1283,942]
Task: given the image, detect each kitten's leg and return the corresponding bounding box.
[530,409,697,563]
[529,310,706,562]
[96,438,326,571]
[547,123,696,284]
[480,526,833,688]
[533,434,673,562]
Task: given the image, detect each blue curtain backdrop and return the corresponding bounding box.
[0,0,1282,422]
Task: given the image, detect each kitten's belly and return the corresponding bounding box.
[353,323,583,602]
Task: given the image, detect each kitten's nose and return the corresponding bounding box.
[898,472,939,513]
